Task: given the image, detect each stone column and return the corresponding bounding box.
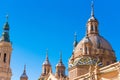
[116,62,120,79]
[94,64,100,80]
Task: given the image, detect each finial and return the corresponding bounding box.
[74,32,77,41]
[46,49,48,60]
[24,64,26,74]
[73,32,77,49]
[60,51,62,63]
[6,15,9,22]
[91,1,94,17]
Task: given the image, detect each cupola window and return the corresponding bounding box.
[95,26,97,32]
[58,69,60,77]
[3,53,7,63]
[44,68,46,74]
[85,46,87,54]
[91,26,94,31]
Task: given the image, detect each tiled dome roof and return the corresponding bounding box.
[74,35,113,55]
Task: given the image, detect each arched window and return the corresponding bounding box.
[91,26,94,31]
[87,47,90,54]
[58,69,60,77]
[95,26,97,32]
[85,46,87,54]
[44,68,46,74]
[47,69,49,73]
[3,53,7,63]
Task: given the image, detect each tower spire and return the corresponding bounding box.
[43,49,51,65]
[60,51,62,63]
[74,32,77,42]
[46,49,48,61]
[6,15,9,22]
[91,1,94,17]
[41,49,52,76]
[73,32,77,51]
[0,15,10,42]
[23,64,26,74]
[20,65,28,80]
[55,51,65,78]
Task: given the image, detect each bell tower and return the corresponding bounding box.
[39,50,52,80]
[86,1,99,36]
[55,52,66,78]
[42,50,52,75]
[0,16,12,80]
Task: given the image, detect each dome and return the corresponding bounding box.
[20,73,28,78]
[69,1,116,68]
[83,37,91,44]
[74,35,113,55]
[43,59,51,66]
[88,16,98,22]
[69,35,114,68]
[56,57,65,67]
[56,61,65,67]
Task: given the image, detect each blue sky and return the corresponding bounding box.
[0,0,120,80]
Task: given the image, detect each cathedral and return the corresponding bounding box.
[0,1,120,80]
